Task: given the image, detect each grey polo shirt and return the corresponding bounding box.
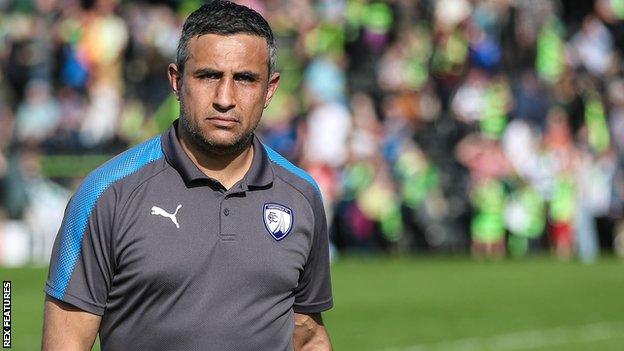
[45,121,333,351]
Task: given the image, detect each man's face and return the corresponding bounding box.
[169,33,279,154]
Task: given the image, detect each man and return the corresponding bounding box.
[42,2,333,350]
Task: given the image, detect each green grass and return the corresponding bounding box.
[2,257,623,350]
[326,256,624,350]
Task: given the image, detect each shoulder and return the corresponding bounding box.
[262,143,323,210]
[69,135,166,215]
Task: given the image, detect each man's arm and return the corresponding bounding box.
[293,312,331,351]
[42,296,101,351]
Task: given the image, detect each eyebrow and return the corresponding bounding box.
[192,68,261,81]
[193,68,222,77]
[233,71,261,81]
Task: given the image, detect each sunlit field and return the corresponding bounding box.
[2,256,623,350]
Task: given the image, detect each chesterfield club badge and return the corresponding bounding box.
[263,203,293,241]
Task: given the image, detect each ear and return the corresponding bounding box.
[264,72,281,109]
[168,63,182,100]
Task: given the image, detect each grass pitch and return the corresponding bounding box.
[1,257,623,350]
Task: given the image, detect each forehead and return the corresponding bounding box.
[186,33,269,72]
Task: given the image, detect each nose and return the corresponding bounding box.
[213,78,236,112]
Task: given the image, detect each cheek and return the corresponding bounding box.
[182,85,211,112]
[239,87,267,112]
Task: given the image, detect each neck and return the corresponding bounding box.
[177,124,254,190]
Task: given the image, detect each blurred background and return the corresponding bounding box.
[0,0,624,350]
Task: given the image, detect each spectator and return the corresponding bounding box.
[0,0,623,263]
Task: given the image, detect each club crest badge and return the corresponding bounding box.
[263,203,293,241]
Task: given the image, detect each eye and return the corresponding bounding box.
[234,73,258,82]
[198,73,219,79]
[194,70,221,80]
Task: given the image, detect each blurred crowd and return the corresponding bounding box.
[1,0,624,266]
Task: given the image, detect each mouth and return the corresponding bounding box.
[206,116,240,127]
[208,115,239,122]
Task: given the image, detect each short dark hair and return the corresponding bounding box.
[176,0,276,76]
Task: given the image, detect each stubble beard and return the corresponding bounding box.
[179,100,256,157]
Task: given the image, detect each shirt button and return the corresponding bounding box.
[223,208,230,216]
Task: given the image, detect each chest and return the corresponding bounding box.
[110,180,313,297]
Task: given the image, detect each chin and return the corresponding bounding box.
[197,132,253,155]
[181,115,254,155]
[204,131,243,146]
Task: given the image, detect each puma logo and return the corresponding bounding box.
[151,204,182,229]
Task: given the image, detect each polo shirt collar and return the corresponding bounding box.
[246,134,275,189]
[161,120,274,189]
